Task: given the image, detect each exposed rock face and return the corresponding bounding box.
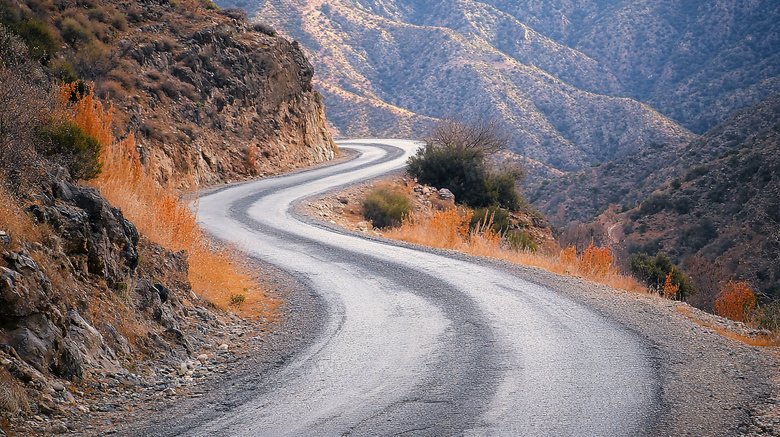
[0,173,199,385]
[2,0,338,187]
[107,8,338,186]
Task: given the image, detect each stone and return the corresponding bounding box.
[438,188,455,201]
[62,391,75,404]
[51,381,65,392]
[197,354,209,363]
[162,387,176,396]
[51,423,68,434]
[177,363,188,376]
[218,344,229,351]
[38,397,59,415]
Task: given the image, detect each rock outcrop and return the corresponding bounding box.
[107,6,338,186]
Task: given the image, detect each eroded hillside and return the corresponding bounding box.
[223,0,693,172]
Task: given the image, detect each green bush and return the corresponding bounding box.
[486,170,521,210]
[629,252,696,300]
[60,17,93,46]
[407,144,522,210]
[507,230,537,252]
[37,120,102,181]
[362,188,412,228]
[15,19,58,64]
[408,143,490,207]
[639,192,671,216]
[470,205,510,233]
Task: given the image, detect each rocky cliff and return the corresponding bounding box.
[0,0,337,186]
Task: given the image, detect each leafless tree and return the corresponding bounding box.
[425,117,510,154]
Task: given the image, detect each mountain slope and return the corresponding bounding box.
[536,94,780,303]
[0,0,337,186]
[410,0,780,134]
[227,0,693,172]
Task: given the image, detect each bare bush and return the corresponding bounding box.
[426,117,510,155]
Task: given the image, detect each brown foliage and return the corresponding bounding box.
[560,245,577,265]
[662,272,679,300]
[90,132,277,315]
[57,82,113,149]
[426,117,510,154]
[384,206,643,293]
[714,281,757,323]
[579,242,613,278]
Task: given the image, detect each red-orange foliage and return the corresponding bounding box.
[560,246,577,266]
[579,242,613,277]
[430,208,472,245]
[662,272,679,300]
[57,82,113,150]
[714,281,757,323]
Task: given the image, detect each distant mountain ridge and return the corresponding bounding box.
[218,0,779,175]
[220,0,695,172]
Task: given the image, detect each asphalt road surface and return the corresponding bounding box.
[194,139,659,436]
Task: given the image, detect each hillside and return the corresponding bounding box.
[221,0,694,173]
[0,0,336,433]
[540,95,780,306]
[334,0,780,135]
[1,0,337,186]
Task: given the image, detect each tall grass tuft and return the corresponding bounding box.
[58,82,276,315]
[385,209,645,294]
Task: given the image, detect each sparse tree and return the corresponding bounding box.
[426,117,510,155]
[408,117,523,210]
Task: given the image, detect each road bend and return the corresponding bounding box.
[193,139,659,436]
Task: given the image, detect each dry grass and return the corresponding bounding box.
[676,308,779,347]
[0,368,29,417]
[57,83,277,317]
[385,208,646,294]
[88,133,278,316]
[0,184,45,251]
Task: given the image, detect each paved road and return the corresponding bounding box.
[195,139,659,436]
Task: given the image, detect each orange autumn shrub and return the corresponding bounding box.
[430,208,472,245]
[560,246,577,266]
[662,272,679,300]
[579,242,613,277]
[714,281,756,323]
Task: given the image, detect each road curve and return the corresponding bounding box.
[194,139,659,436]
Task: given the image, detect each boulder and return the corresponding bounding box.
[0,254,52,318]
[438,188,455,201]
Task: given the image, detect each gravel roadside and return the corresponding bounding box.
[303,176,780,436]
[61,151,780,436]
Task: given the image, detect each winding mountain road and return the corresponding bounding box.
[193,139,660,436]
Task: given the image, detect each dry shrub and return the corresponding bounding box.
[579,242,613,278]
[385,208,645,293]
[560,246,577,265]
[89,134,277,315]
[0,367,29,417]
[662,272,679,300]
[57,82,113,149]
[714,281,757,323]
[0,184,44,250]
[57,83,276,316]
